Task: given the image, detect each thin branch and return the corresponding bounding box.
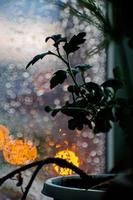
[48,51,68,66]
[55,1,105,31]
[77,0,105,26]
[71,92,76,102]
[81,72,86,85]
[0,158,88,186]
[60,105,97,118]
[56,46,69,66]
[21,165,42,200]
[66,55,81,91]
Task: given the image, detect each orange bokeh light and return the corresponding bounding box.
[3,139,37,165]
[0,125,10,150]
[54,149,79,176]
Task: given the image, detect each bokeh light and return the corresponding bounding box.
[0,124,10,150]
[3,139,37,165]
[53,149,79,176]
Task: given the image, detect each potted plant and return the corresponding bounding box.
[0,31,119,200]
[25,28,132,200]
[25,31,119,200]
[0,1,133,200]
[25,0,133,199]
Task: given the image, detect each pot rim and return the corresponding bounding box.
[42,174,115,199]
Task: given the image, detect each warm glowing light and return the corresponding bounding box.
[54,149,79,176]
[0,125,10,150]
[64,140,68,146]
[55,144,61,148]
[3,139,37,165]
[48,141,55,147]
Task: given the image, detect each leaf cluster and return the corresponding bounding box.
[26,32,127,134]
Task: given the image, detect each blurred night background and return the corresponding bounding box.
[0,0,105,199]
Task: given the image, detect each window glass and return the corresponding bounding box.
[0,0,105,199]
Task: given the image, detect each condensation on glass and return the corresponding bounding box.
[0,0,106,199]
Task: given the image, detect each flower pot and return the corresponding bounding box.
[103,172,133,199]
[42,174,115,200]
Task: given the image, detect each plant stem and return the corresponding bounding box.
[72,92,76,102]
[0,158,89,200]
[56,44,93,105]
[56,46,87,100]
[21,165,42,200]
[48,51,68,66]
[66,54,81,92]
[56,46,80,90]
[60,106,92,115]
[81,71,86,85]
[56,46,68,66]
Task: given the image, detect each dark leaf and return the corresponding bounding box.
[75,64,92,72]
[67,68,79,76]
[76,99,88,108]
[68,115,92,131]
[85,82,102,92]
[61,103,88,117]
[68,118,83,130]
[67,85,75,93]
[54,38,67,47]
[63,32,86,54]
[86,120,93,129]
[97,107,115,121]
[45,34,62,42]
[61,107,76,117]
[26,51,51,69]
[94,119,111,133]
[100,88,114,105]
[51,109,60,117]
[101,79,123,91]
[50,70,67,89]
[77,124,83,130]
[45,34,66,47]
[103,88,113,98]
[67,85,80,95]
[82,117,93,129]
[86,93,103,104]
[85,82,103,103]
[68,118,77,130]
[44,106,52,113]
[93,107,114,133]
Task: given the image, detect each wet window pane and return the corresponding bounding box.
[0,0,106,199]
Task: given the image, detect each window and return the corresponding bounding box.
[0,0,106,199]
